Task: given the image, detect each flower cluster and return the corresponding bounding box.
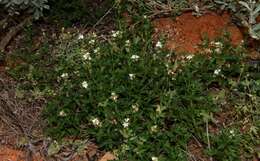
[82,81,88,89]
[83,52,91,61]
[132,104,139,112]
[110,92,118,101]
[129,73,135,80]
[155,41,163,49]
[78,33,84,40]
[131,55,140,61]
[61,73,68,78]
[92,118,102,127]
[111,30,123,38]
[59,110,67,117]
[89,39,95,45]
[211,41,223,53]
[122,118,130,128]
[151,156,159,161]
[214,69,221,75]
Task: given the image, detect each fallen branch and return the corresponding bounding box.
[0,16,32,52]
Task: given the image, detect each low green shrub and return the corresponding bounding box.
[207,129,242,161]
[8,19,260,161]
[40,25,258,160]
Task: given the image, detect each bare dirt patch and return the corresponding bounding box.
[0,146,44,161]
[153,11,243,53]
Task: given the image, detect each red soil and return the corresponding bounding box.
[153,11,243,53]
[0,145,114,161]
[0,146,43,161]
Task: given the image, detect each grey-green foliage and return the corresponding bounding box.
[0,0,49,19]
[239,0,260,39]
[214,0,237,12]
[214,0,260,40]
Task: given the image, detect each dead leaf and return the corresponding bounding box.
[99,152,115,161]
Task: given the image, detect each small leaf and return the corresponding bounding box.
[214,1,227,5]
[253,3,260,17]
[47,141,61,156]
[249,28,260,39]
[239,1,251,11]
[43,4,50,10]
[252,23,260,32]
[15,89,25,99]
[17,137,28,147]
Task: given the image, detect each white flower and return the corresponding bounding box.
[143,15,147,19]
[214,48,221,53]
[186,55,194,60]
[91,32,97,38]
[212,41,223,48]
[150,125,158,132]
[89,39,95,45]
[74,71,79,75]
[214,69,221,75]
[92,118,101,127]
[156,105,161,113]
[111,30,122,38]
[78,34,84,40]
[229,130,235,137]
[125,40,130,47]
[155,41,163,48]
[204,48,213,54]
[122,118,130,128]
[83,52,91,60]
[151,156,159,161]
[94,47,100,54]
[132,104,139,112]
[129,73,135,80]
[59,110,67,117]
[82,81,89,89]
[61,73,68,78]
[110,92,118,101]
[194,4,200,13]
[167,69,175,75]
[131,55,140,61]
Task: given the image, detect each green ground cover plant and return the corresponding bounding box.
[7,17,260,160]
[3,0,260,160]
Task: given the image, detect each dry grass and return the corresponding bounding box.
[0,73,45,144]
